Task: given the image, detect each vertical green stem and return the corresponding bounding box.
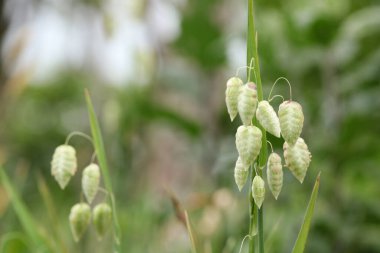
[248,165,257,253]
[247,0,267,253]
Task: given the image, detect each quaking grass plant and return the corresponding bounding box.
[0,90,121,253]
[225,1,321,253]
[50,90,121,251]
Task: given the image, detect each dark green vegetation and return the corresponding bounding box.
[0,0,380,252]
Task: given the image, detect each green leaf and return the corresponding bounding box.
[84,89,122,251]
[291,172,321,253]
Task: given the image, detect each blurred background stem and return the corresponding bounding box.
[247,0,266,252]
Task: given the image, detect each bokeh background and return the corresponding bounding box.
[0,0,380,252]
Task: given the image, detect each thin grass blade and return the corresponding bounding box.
[185,211,199,253]
[167,188,199,253]
[37,175,69,253]
[84,89,122,251]
[0,168,54,253]
[291,172,321,253]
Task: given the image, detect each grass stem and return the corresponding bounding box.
[247,0,267,252]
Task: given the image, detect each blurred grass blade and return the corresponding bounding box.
[265,214,283,253]
[84,89,122,251]
[0,232,31,252]
[291,172,321,253]
[37,174,69,253]
[167,188,199,253]
[0,168,54,253]
[185,211,198,253]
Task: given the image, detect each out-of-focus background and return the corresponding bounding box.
[0,0,379,252]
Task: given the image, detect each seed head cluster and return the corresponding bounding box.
[50,137,112,242]
[225,75,312,208]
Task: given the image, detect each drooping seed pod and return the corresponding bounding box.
[238,82,258,126]
[235,125,262,166]
[256,100,281,138]
[252,175,265,209]
[82,163,101,204]
[51,145,77,189]
[278,101,304,145]
[93,203,112,240]
[283,138,311,183]
[225,77,243,121]
[267,152,283,199]
[69,203,91,242]
[234,157,249,191]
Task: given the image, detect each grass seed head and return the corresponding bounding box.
[69,203,91,242]
[256,100,281,138]
[234,157,249,191]
[93,203,112,240]
[225,77,243,121]
[235,125,262,166]
[238,82,258,126]
[267,152,283,199]
[82,163,101,204]
[252,175,265,209]
[283,137,311,183]
[51,145,77,189]
[278,101,304,145]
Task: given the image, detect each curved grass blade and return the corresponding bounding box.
[291,172,321,253]
[84,89,122,252]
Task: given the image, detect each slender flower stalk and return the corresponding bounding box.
[247,0,267,252]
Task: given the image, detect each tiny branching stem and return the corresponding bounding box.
[65,131,93,146]
[98,187,110,199]
[247,58,255,82]
[235,65,255,78]
[267,140,274,153]
[268,94,285,103]
[268,95,285,103]
[239,235,252,253]
[254,164,259,176]
[90,151,97,164]
[268,77,293,101]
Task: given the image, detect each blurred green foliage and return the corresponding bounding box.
[1,0,380,252]
[175,0,226,69]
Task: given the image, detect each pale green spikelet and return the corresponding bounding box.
[283,138,311,183]
[238,82,258,126]
[82,163,101,204]
[225,77,243,121]
[234,157,249,191]
[256,100,281,138]
[267,152,283,199]
[51,145,77,189]
[69,203,91,242]
[278,101,304,145]
[252,175,265,209]
[235,125,262,166]
[93,203,112,240]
